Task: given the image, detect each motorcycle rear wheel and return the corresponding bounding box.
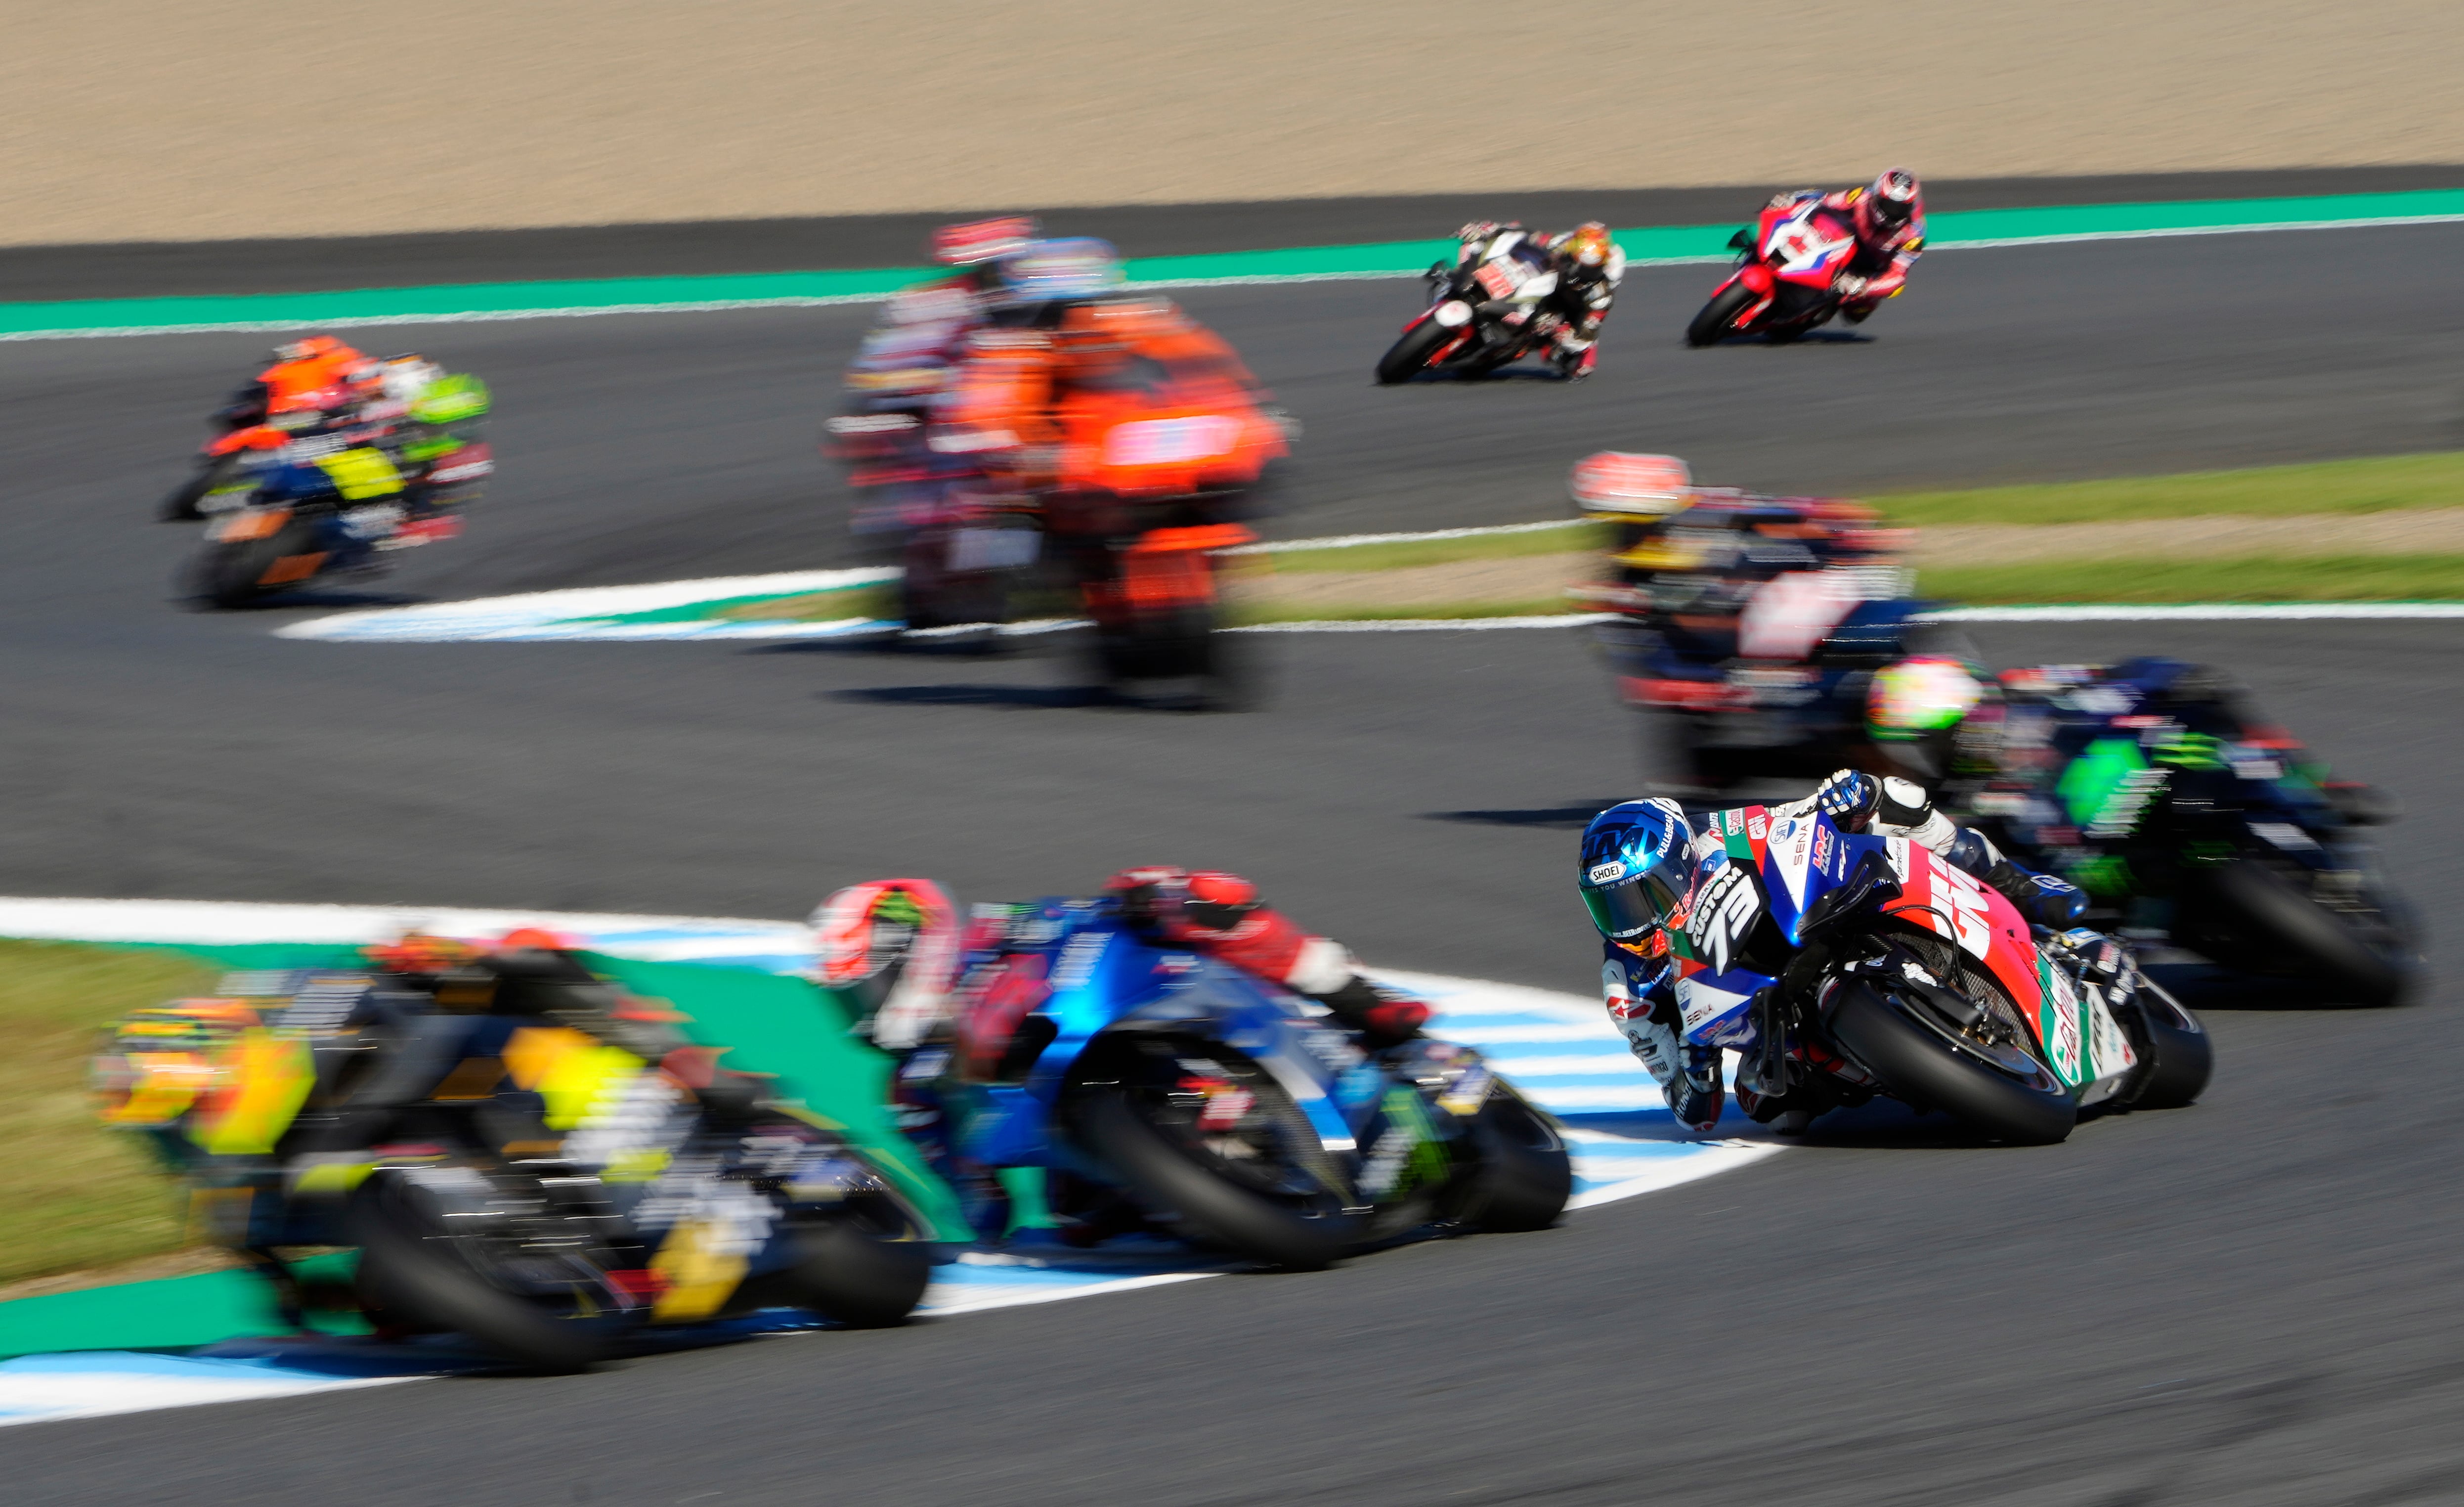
[1075,1049,1360,1270]
[1827,978,2077,1145]
[186,519,319,610]
[1376,320,1455,384]
[1686,284,1758,347]
[2115,978,2213,1110]
[787,1216,932,1329]
[2183,858,2417,1007]
[1460,1093,1572,1232]
[349,1170,629,1373]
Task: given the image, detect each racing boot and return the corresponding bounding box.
[1552,334,1598,380]
[1983,859,2089,930]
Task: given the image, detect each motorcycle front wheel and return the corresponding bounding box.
[1826,976,2077,1146]
[1375,319,1456,384]
[1685,284,1758,347]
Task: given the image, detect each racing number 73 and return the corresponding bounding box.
[1684,865,1763,975]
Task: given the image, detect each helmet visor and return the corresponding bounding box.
[1583,868,1687,940]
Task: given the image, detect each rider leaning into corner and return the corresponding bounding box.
[1452,220,1627,377]
[812,870,1431,1229]
[1575,770,2086,1131]
[1766,168,1927,322]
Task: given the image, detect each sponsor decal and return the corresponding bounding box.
[1747,814,1768,842]
[1811,824,1834,877]
[1588,860,1627,885]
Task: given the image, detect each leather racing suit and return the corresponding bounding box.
[1765,185,1926,321]
[1453,221,1627,375]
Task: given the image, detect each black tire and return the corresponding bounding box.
[789,1218,931,1329]
[1077,1084,1359,1270]
[1827,980,2077,1145]
[186,518,318,610]
[1376,320,1455,384]
[2116,979,2213,1110]
[2189,858,2415,1007]
[161,454,237,523]
[1686,284,1758,347]
[348,1172,624,1374]
[1461,1093,1572,1233]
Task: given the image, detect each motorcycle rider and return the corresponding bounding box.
[1451,219,1628,377]
[1576,770,2085,1130]
[1764,168,1925,323]
[813,869,1430,1224]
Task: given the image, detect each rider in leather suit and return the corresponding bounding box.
[1452,220,1627,377]
[1765,168,1925,324]
[1577,770,2084,1130]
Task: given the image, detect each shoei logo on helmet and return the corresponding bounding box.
[1588,860,1627,885]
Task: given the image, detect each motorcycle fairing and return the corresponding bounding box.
[1758,200,1859,287]
[955,917,1366,1170]
[1670,805,2069,1071]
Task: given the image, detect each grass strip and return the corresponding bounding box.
[1874,451,2464,528]
[1260,524,1606,574]
[1,940,217,1286]
[1919,553,2464,604]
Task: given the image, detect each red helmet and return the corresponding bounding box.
[1103,866,1261,940]
[811,879,959,1048]
[929,216,1039,266]
[1859,169,1922,239]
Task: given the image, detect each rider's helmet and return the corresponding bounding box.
[1858,169,1922,240]
[812,879,960,1046]
[1867,655,1988,778]
[1569,451,1691,517]
[1562,222,1614,272]
[992,238,1125,315]
[1577,798,1695,945]
[1103,866,1263,942]
[929,216,1040,267]
[269,335,346,366]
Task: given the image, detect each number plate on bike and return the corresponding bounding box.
[1473,261,1524,300]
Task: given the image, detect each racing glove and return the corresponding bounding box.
[1834,272,1871,299]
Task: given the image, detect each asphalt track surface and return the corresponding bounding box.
[2,219,2461,1504]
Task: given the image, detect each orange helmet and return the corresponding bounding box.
[269,335,346,364]
[1052,297,1176,377]
[1564,222,1613,269]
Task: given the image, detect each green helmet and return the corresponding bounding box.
[409,373,489,425]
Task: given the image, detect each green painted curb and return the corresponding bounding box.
[5,188,2460,340]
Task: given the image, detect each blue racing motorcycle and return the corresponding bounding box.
[942,901,1572,1268]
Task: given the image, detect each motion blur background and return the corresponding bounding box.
[5,0,2462,246]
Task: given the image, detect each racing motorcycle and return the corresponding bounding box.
[1377,229,1568,383]
[93,961,932,1371]
[940,899,1573,1268]
[180,430,488,609]
[1961,662,2420,1007]
[1582,489,1946,788]
[1686,196,1866,346]
[1662,802,2211,1144]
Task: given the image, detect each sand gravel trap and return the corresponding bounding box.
[4,2,2462,246]
[1252,509,2464,608]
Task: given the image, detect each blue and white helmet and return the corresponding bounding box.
[1577,798,1693,941]
[993,237,1124,309]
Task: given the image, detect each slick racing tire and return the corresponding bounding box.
[1461,1093,1573,1233]
[1827,979,2078,1145]
[349,1170,625,1374]
[789,1217,932,1329]
[186,518,319,611]
[1078,1076,1360,1271]
[1376,320,1455,384]
[2115,979,2213,1111]
[2185,858,2417,1008]
[161,454,237,523]
[1685,284,1758,348]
